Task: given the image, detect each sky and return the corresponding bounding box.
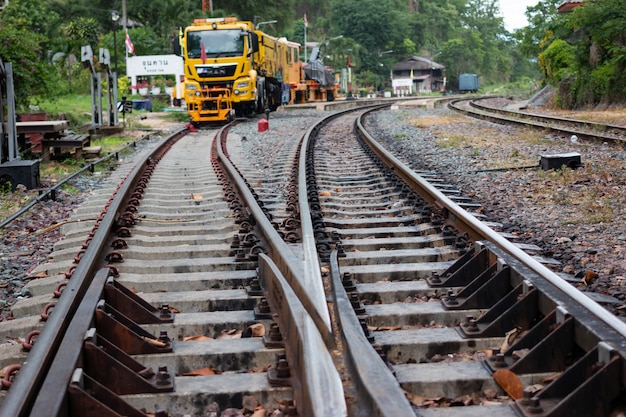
[499,0,540,31]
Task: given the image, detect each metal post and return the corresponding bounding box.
[0,61,19,162]
[112,11,119,75]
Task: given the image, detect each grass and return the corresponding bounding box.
[35,95,94,127]
[2,93,177,221]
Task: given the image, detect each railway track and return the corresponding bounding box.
[450,97,626,143]
[305,105,626,416]
[0,101,625,416]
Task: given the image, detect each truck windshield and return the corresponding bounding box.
[187,30,245,58]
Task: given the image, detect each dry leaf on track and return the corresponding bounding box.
[183,367,219,376]
[183,335,213,341]
[218,328,243,339]
[493,368,523,400]
[248,323,265,337]
[141,336,167,347]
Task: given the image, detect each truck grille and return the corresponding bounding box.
[196,64,237,79]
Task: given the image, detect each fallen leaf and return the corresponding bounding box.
[183,367,218,376]
[248,365,271,373]
[493,368,523,400]
[583,270,599,285]
[374,325,402,331]
[28,271,48,278]
[404,391,443,407]
[251,405,266,417]
[500,327,522,352]
[248,323,265,337]
[512,348,530,360]
[405,392,427,406]
[141,337,167,347]
[191,193,203,200]
[319,191,331,197]
[183,335,213,341]
[483,389,498,400]
[525,384,544,394]
[217,329,243,339]
[542,372,562,383]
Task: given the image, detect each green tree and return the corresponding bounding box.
[0,0,61,108]
[212,0,296,33]
[516,0,564,58]
[330,0,409,74]
[460,0,512,83]
[535,0,626,106]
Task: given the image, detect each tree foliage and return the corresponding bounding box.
[530,0,626,107]
[0,0,61,107]
[0,0,549,105]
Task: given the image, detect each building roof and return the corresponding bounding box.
[393,56,444,72]
[557,1,584,13]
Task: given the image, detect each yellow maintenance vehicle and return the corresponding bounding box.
[176,17,301,124]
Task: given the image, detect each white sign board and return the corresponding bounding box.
[127,55,183,76]
[392,78,413,87]
[126,55,184,101]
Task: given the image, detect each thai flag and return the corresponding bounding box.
[125,30,134,54]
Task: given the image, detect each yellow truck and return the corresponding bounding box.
[177,17,300,124]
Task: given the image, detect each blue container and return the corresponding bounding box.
[132,99,153,112]
[459,74,480,92]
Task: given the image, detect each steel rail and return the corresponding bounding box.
[471,97,626,135]
[328,250,416,416]
[0,127,187,417]
[449,98,626,143]
[215,124,347,417]
[299,103,420,416]
[355,107,626,353]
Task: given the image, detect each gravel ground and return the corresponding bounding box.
[2,103,625,323]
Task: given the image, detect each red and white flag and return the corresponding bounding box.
[125,30,134,54]
[201,41,207,64]
[304,14,308,28]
